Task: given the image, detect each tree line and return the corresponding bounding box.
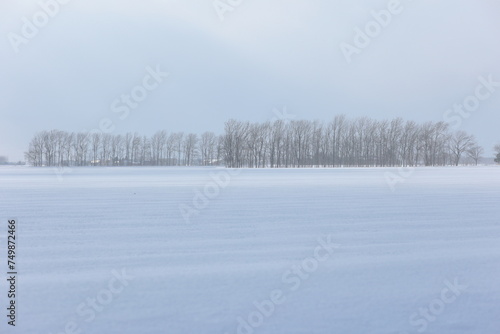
[25,116,488,168]
[25,130,223,167]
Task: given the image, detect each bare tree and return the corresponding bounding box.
[139,136,150,165]
[223,120,249,168]
[183,133,198,166]
[151,130,167,166]
[172,132,184,166]
[290,120,312,167]
[131,133,141,165]
[199,131,217,166]
[90,132,101,166]
[74,132,89,166]
[100,133,112,166]
[216,134,225,165]
[269,120,286,168]
[449,131,475,166]
[42,130,58,166]
[26,131,45,166]
[124,132,134,166]
[494,144,500,164]
[467,144,483,166]
[165,133,177,166]
[62,132,74,166]
[111,134,124,165]
[329,115,346,167]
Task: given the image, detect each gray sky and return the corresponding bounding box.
[1,0,499,161]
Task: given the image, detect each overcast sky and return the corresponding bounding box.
[1,0,499,161]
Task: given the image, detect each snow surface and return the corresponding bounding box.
[0,166,499,334]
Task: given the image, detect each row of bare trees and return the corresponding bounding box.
[25,116,484,167]
[25,130,224,167]
[223,117,483,168]
[495,144,500,164]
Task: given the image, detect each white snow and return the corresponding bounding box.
[0,166,499,334]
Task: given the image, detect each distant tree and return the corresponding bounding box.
[111,134,124,165]
[269,120,286,168]
[131,133,141,165]
[165,133,177,166]
[199,131,217,166]
[100,133,112,166]
[90,132,101,166]
[174,132,184,166]
[467,144,483,166]
[151,130,167,166]
[216,134,225,165]
[74,132,89,166]
[62,132,74,166]
[183,133,198,166]
[494,144,500,164]
[42,130,57,166]
[139,136,151,165]
[123,132,133,165]
[449,131,475,166]
[223,119,250,168]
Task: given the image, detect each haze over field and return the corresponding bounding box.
[1,0,500,161]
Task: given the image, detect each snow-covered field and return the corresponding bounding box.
[0,166,499,334]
